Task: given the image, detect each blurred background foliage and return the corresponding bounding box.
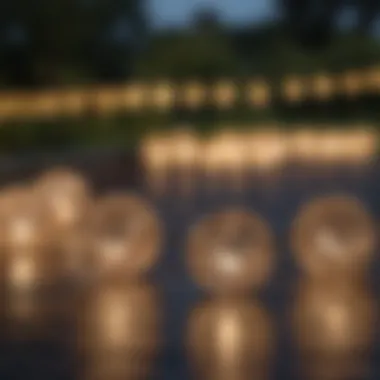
[1,0,380,151]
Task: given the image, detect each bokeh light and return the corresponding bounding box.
[291,195,376,279]
[292,279,376,380]
[34,167,92,233]
[187,298,274,380]
[186,209,275,295]
[89,193,162,279]
[79,280,161,380]
[0,185,54,250]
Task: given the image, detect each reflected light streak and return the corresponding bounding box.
[187,298,274,380]
[79,280,162,380]
[292,279,376,380]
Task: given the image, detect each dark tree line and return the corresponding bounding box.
[0,0,380,88]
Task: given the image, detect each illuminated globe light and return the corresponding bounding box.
[168,128,200,170]
[0,185,54,251]
[343,127,378,165]
[202,130,246,189]
[312,73,335,102]
[291,195,376,280]
[289,128,323,165]
[282,75,305,104]
[0,186,63,294]
[186,209,275,296]
[245,129,288,172]
[79,280,162,380]
[292,279,376,380]
[139,133,172,193]
[212,80,237,110]
[366,65,380,93]
[317,129,349,166]
[89,194,162,279]
[340,70,364,98]
[7,249,45,293]
[151,81,175,110]
[34,167,92,233]
[187,298,274,380]
[34,168,93,278]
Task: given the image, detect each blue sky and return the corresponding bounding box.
[148,0,278,29]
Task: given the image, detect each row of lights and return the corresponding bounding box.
[187,195,376,380]
[140,127,378,191]
[0,169,162,292]
[0,170,376,379]
[1,67,380,121]
[0,168,376,293]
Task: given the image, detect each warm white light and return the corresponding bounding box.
[202,130,245,178]
[89,193,162,279]
[346,128,377,164]
[291,195,376,279]
[80,280,161,380]
[187,299,274,380]
[289,128,322,164]
[245,129,288,171]
[139,133,172,191]
[186,209,275,295]
[168,128,201,171]
[8,251,38,291]
[0,186,53,250]
[292,279,376,375]
[34,167,91,232]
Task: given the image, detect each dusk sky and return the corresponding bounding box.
[148,0,279,29]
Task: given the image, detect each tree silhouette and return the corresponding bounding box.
[0,0,148,87]
[278,0,380,48]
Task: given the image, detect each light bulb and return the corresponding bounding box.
[0,185,54,250]
[291,195,376,279]
[186,209,275,295]
[169,128,200,171]
[5,246,65,295]
[187,298,274,380]
[79,280,161,380]
[34,167,92,232]
[289,129,321,164]
[245,129,288,172]
[292,279,376,380]
[90,194,162,279]
[202,131,245,179]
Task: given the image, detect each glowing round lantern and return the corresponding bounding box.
[291,195,376,280]
[0,185,54,250]
[186,209,275,295]
[89,194,162,279]
[34,167,92,233]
